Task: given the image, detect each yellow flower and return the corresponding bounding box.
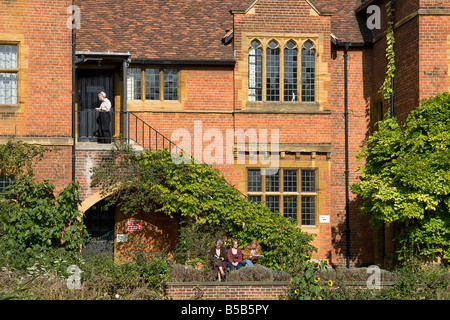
[328,280,333,287]
[306,260,310,264]
[314,276,320,282]
[322,259,329,265]
[290,278,293,282]
[318,296,323,300]
[294,289,299,294]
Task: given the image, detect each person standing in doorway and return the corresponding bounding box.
[95,91,112,143]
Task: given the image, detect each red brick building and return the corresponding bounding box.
[1,0,448,267]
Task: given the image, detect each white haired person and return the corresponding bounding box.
[95,92,112,143]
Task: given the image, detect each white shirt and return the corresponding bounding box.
[99,98,111,112]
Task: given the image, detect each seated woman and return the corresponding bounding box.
[242,239,263,267]
[209,239,228,281]
[227,239,243,271]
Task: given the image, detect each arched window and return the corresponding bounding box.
[301,41,316,102]
[248,40,262,102]
[266,40,280,101]
[284,40,298,102]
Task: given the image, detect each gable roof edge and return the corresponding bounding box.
[231,0,333,16]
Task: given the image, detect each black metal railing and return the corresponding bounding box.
[126,112,189,157]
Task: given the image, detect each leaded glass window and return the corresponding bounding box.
[266,196,280,213]
[248,40,263,102]
[301,196,315,225]
[246,168,317,225]
[284,41,298,102]
[145,68,159,100]
[284,196,297,220]
[266,40,280,101]
[163,69,178,101]
[127,68,141,100]
[301,41,316,102]
[0,44,18,105]
[247,169,262,192]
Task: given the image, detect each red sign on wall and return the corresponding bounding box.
[127,219,142,232]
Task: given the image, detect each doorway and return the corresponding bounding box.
[77,69,115,142]
[82,200,115,260]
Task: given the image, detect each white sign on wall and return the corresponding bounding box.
[319,215,330,223]
[116,234,128,242]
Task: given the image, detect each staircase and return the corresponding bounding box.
[126,112,189,157]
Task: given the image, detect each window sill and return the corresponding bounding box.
[127,99,183,112]
[240,101,329,114]
[0,104,20,113]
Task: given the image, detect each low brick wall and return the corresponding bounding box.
[167,282,290,300]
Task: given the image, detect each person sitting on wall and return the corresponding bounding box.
[95,91,112,144]
[242,239,263,267]
[210,239,228,281]
[227,239,243,271]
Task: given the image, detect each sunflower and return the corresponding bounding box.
[322,259,329,265]
[328,280,333,287]
[305,253,310,258]
[318,296,323,300]
[294,289,299,294]
[306,260,311,264]
[314,276,320,282]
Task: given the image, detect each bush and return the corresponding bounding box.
[226,265,290,282]
[169,264,216,282]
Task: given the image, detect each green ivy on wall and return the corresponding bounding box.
[379,0,396,103]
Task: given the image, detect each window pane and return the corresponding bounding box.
[266,41,280,101]
[248,40,262,102]
[248,196,262,204]
[0,73,17,104]
[284,42,298,102]
[301,41,315,102]
[284,196,297,220]
[301,196,315,225]
[301,170,315,192]
[0,45,17,69]
[265,169,279,192]
[163,69,178,101]
[145,68,159,100]
[127,68,141,100]
[247,169,262,192]
[0,176,14,197]
[284,170,297,192]
[266,196,279,213]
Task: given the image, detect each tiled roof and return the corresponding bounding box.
[75,0,249,61]
[75,0,371,62]
[313,0,373,44]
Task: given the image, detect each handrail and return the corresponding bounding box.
[126,111,190,158]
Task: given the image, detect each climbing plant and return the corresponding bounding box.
[352,92,450,264]
[90,142,316,270]
[379,0,396,103]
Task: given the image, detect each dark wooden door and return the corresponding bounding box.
[77,70,114,142]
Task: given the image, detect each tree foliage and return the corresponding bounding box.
[0,140,87,272]
[352,92,450,263]
[91,142,315,270]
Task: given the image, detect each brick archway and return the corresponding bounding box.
[78,191,113,213]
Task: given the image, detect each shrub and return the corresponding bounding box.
[226,265,290,282]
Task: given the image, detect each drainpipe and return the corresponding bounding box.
[344,43,350,269]
[122,58,128,142]
[71,4,76,182]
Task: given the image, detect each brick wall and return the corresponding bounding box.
[0,0,73,137]
[1,0,74,192]
[167,282,290,300]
